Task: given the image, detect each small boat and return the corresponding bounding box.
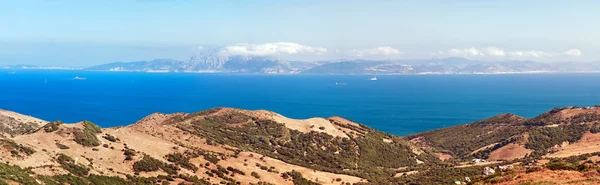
[73,76,87,80]
[370,76,377,81]
[335,82,347,86]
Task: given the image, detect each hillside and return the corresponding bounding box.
[0,109,47,137]
[2,107,600,184]
[407,106,600,161]
[0,108,442,185]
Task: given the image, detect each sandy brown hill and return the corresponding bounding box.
[3,106,600,185]
[1,107,433,185]
[0,109,46,136]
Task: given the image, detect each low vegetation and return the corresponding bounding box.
[43,120,63,133]
[73,120,102,147]
[283,171,320,185]
[0,162,38,185]
[102,134,118,142]
[526,124,588,157]
[133,155,179,175]
[1,139,35,158]
[55,142,70,150]
[165,153,198,172]
[175,111,433,180]
[56,153,90,176]
[406,114,529,159]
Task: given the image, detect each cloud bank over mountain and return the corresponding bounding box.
[193,42,585,62]
[216,42,327,57]
[432,47,582,60]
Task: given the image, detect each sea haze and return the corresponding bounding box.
[1,69,600,136]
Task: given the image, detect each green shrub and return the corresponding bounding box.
[251,171,260,179]
[283,171,320,185]
[0,162,37,185]
[88,174,129,185]
[40,174,87,185]
[56,143,70,150]
[0,139,35,156]
[546,161,578,171]
[165,153,198,172]
[43,120,63,133]
[73,121,102,147]
[103,134,118,142]
[56,154,90,176]
[133,155,179,175]
[133,155,162,172]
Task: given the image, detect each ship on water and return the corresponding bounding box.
[73,76,87,80]
[370,76,377,81]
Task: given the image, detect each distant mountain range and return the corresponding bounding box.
[5,55,600,74]
[85,56,319,74]
[1,64,81,70]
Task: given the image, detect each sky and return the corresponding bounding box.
[0,0,599,67]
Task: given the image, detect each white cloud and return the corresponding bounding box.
[447,47,483,57]
[353,47,403,57]
[434,47,581,59]
[217,42,327,57]
[483,47,505,56]
[197,46,204,50]
[564,49,582,57]
[508,50,552,58]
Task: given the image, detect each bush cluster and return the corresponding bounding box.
[133,155,179,175]
[73,121,102,147]
[43,120,63,133]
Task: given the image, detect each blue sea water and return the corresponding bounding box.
[1,69,600,136]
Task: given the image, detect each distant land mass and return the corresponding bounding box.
[4,55,600,74]
[83,56,600,74]
[1,64,81,70]
[2,106,600,184]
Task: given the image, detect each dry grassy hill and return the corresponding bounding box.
[0,108,439,185]
[2,106,600,185]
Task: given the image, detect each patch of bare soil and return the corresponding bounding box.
[455,161,503,168]
[559,107,600,120]
[394,170,418,177]
[239,109,350,138]
[488,143,532,161]
[494,169,600,185]
[547,131,600,158]
[435,153,453,161]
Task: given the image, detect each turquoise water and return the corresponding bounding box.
[2,69,600,136]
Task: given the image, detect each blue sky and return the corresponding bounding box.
[0,0,598,66]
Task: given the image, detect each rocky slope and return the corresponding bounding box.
[2,106,600,184]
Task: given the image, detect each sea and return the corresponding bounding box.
[1,69,600,136]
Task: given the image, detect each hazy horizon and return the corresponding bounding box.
[1,0,599,66]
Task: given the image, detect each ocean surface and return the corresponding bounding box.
[1,69,600,136]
